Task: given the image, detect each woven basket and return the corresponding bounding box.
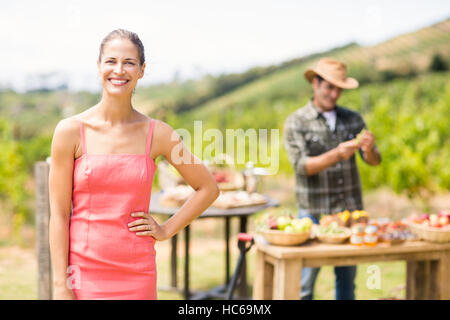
[407,222,450,243]
[258,229,310,246]
[316,228,351,244]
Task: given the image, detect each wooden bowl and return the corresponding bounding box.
[315,229,351,244]
[406,221,450,243]
[258,229,310,246]
[312,224,351,244]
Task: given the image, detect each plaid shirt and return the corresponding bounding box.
[284,99,367,219]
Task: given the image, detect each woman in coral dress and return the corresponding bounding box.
[48,29,219,300]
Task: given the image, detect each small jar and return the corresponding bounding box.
[350,225,365,246]
[364,225,378,247]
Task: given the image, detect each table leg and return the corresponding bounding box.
[273,258,302,300]
[225,216,230,286]
[238,216,248,298]
[407,259,442,300]
[184,225,190,300]
[171,234,178,289]
[429,260,439,300]
[406,261,427,300]
[253,250,274,299]
[438,250,450,300]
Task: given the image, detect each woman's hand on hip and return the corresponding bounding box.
[128,212,168,241]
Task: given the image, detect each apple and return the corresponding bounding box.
[266,216,278,230]
[284,225,294,233]
[290,217,312,233]
[320,215,334,226]
[276,216,292,231]
[301,217,313,228]
[429,214,439,225]
[430,222,441,228]
[269,220,278,230]
[439,210,450,219]
[293,224,306,233]
[439,216,449,227]
[388,222,399,229]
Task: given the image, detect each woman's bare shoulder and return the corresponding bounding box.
[53,117,79,136]
[148,119,179,158]
[51,116,85,159]
[152,119,174,134]
[54,105,97,134]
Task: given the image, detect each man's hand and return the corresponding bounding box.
[358,130,381,165]
[305,140,358,175]
[359,130,375,154]
[336,140,360,161]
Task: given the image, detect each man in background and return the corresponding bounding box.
[284,58,381,300]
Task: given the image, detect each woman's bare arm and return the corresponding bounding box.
[147,121,220,240]
[48,118,78,299]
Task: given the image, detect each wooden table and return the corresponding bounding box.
[150,191,279,299]
[252,239,450,300]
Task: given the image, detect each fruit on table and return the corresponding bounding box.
[276,216,292,231]
[291,217,313,233]
[439,210,450,219]
[213,172,229,183]
[408,211,450,228]
[352,210,369,224]
[258,212,312,233]
[276,216,312,233]
[320,210,370,227]
[379,230,411,242]
[439,215,449,226]
[267,215,278,230]
[284,225,294,233]
[320,215,336,226]
[337,210,351,224]
[369,218,420,243]
[429,214,439,227]
[318,221,349,235]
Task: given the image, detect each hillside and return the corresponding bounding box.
[168,18,450,122]
[0,18,449,228]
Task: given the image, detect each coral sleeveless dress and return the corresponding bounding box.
[69,119,157,300]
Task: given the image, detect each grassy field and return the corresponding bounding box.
[155,237,407,300]
[2,180,449,300]
[0,235,406,300]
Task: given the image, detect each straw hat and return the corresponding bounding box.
[304,58,359,89]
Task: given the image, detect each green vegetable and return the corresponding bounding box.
[318,222,348,235]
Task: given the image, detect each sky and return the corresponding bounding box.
[1,0,449,92]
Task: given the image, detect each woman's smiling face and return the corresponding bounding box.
[97,37,145,96]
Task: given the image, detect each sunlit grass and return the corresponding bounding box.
[0,216,406,301]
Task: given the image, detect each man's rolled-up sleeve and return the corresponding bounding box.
[284,116,308,176]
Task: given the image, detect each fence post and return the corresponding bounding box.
[35,161,52,300]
